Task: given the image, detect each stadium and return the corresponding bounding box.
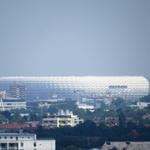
[0,76,149,101]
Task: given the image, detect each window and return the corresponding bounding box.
[9,143,16,147]
[21,142,23,147]
[33,142,36,147]
[1,143,7,148]
[9,143,18,147]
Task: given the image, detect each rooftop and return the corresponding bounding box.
[101,141,150,150]
[0,132,35,137]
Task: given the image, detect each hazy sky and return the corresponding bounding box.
[0,0,150,78]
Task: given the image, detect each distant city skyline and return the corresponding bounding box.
[0,0,150,79]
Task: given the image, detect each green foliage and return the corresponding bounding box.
[140,95,150,102]
[112,98,127,110]
[0,114,8,123]
[61,145,84,150]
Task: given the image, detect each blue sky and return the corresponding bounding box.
[0,0,150,78]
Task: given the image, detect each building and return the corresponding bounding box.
[38,97,65,108]
[136,101,150,109]
[130,101,150,109]
[42,110,83,128]
[76,102,95,112]
[0,97,26,111]
[0,91,6,99]
[0,76,149,101]
[101,141,150,150]
[9,83,26,99]
[0,132,55,150]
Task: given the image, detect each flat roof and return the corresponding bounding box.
[0,132,35,136]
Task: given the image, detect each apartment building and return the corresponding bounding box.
[0,132,55,150]
[42,110,83,128]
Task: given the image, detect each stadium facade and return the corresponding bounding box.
[0,76,149,101]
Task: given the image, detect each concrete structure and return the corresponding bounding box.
[42,110,83,128]
[136,101,150,109]
[38,97,65,108]
[101,141,150,150]
[76,102,95,112]
[0,76,149,101]
[0,91,6,99]
[9,84,26,99]
[0,97,26,111]
[0,132,55,150]
[130,101,150,109]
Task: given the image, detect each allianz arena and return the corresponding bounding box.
[0,76,149,101]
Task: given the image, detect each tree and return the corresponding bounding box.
[140,95,150,102]
[117,109,126,128]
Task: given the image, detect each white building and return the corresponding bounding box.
[0,97,26,111]
[130,101,150,109]
[0,76,149,101]
[0,91,6,99]
[0,132,55,150]
[136,101,150,109]
[76,102,95,112]
[38,98,64,108]
[42,110,83,128]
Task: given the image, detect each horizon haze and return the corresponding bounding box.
[0,0,150,79]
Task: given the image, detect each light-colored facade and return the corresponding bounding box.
[0,76,149,101]
[76,102,95,112]
[0,91,6,99]
[0,97,26,111]
[38,97,65,108]
[9,84,26,99]
[101,141,150,150]
[42,110,83,128]
[130,101,150,109]
[0,132,55,150]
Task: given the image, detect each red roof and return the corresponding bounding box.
[144,114,150,117]
[0,123,25,129]
[144,124,150,127]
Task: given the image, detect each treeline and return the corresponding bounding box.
[140,95,150,102]
[26,120,150,150]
